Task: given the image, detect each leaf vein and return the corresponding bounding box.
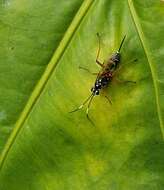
[128,0,164,139]
[0,0,95,171]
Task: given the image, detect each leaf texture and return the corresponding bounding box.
[0,0,164,189]
[0,0,83,153]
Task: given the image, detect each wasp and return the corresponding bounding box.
[70,33,135,124]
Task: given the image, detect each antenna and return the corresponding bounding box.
[69,94,93,113]
[69,93,95,126]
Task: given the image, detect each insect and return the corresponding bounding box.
[70,33,130,124]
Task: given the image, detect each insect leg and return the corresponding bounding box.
[113,59,138,84]
[105,95,113,105]
[96,33,104,67]
[69,94,93,113]
[123,58,138,67]
[115,78,136,84]
[116,58,138,73]
[79,66,98,75]
[112,58,138,80]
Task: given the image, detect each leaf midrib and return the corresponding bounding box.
[128,0,164,139]
[0,0,95,171]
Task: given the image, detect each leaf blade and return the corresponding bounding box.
[0,0,84,154]
[0,0,164,189]
[128,0,164,138]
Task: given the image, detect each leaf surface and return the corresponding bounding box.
[0,0,83,153]
[0,0,164,189]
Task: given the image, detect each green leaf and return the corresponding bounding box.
[0,0,164,189]
[0,0,83,153]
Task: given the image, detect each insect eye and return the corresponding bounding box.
[95,90,99,95]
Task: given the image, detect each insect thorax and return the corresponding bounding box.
[91,74,112,96]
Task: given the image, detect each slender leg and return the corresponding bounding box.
[116,58,138,73]
[115,78,136,84]
[105,95,113,105]
[79,66,98,75]
[113,58,138,81]
[96,33,104,67]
